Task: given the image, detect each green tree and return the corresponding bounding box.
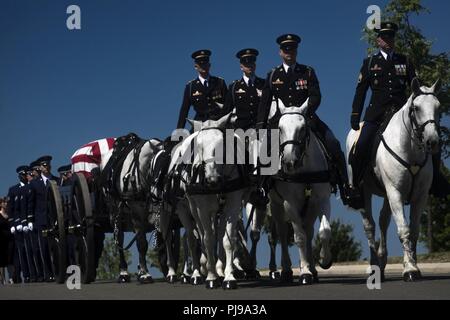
[313,219,362,262]
[363,0,450,252]
[96,235,131,280]
[420,166,450,252]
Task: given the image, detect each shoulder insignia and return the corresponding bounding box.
[358,73,362,83]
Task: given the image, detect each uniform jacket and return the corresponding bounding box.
[6,184,20,228]
[224,76,265,129]
[177,76,228,129]
[351,51,416,123]
[27,175,58,227]
[257,63,321,124]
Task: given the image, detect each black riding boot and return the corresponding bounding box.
[430,153,450,198]
[333,149,364,210]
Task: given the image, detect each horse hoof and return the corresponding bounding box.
[205,279,220,289]
[222,280,238,290]
[280,270,293,283]
[191,276,203,286]
[218,276,224,284]
[312,273,319,284]
[181,275,191,284]
[117,274,130,283]
[403,271,421,282]
[245,270,261,281]
[380,270,385,283]
[319,260,333,270]
[138,276,154,284]
[299,274,313,285]
[166,275,178,284]
[269,271,281,281]
[233,270,246,280]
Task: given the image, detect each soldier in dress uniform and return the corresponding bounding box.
[6,170,25,283]
[15,165,38,282]
[256,34,355,205]
[176,50,228,130]
[27,155,58,282]
[349,22,450,209]
[225,48,265,130]
[57,165,73,186]
[22,165,40,282]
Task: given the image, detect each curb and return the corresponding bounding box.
[259,262,450,276]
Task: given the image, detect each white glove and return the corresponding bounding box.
[10,227,15,234]
[23,226,29,233]
[28,222,33,231]
[16,224,23,232]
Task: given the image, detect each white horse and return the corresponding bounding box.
[170,114,249,289]
[346,79,441,281]
[268,98,333,285]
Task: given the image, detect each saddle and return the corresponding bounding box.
[101,132,144,199]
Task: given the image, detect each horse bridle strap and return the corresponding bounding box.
[409,92,438,141]
[380,134,429,176]
[279,111,309,151]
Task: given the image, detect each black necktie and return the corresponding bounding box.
[248,79,253,87]
[204,80,208,88]
[287,67,292,76]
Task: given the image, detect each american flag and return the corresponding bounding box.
[71,138,116,178]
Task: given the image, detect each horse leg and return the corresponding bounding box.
[360,191,380,275]
[384,186,419,281]
[117,229,130,283]
[134,229,153,284]
[304,213,318,283]
[271,198,292,283]
[177,201,203,285]
[409,193,428,279]
[290,213,312,285]
[247,205,265,279]
[160,207,177,283]
[194,195,219,289]
[268,216,280,280]
[317,197,332,270]
[164,229,178,283]
[215,214,226,281]
[221,191,241,289]
[378,199,391,280]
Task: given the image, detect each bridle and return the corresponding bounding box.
[408,91,439,146]
[278,111,310,162]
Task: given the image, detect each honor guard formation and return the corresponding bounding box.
[1,24,448,286]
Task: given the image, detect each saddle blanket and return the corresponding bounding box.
[71,138,116,178]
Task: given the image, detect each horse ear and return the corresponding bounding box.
[431,78,441,94]
[216,112,232,129]
[298,98,310,115]
[278,100,287,114]
[411,77,422,96]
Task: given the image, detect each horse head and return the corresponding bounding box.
[187,113,232,187]
[278,98,309,174]
[410,78,441,154]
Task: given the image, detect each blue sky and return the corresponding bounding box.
[1,0,449,277]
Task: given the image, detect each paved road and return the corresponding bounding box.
[1,272,450,300]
